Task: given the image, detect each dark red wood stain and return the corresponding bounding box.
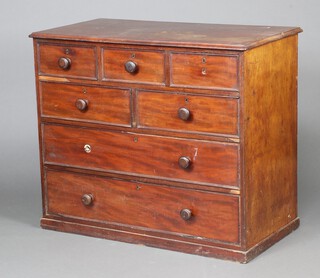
[43,124,239,187]
[40,82,131,126]
[47,170,239,243]
[30,19,302,262]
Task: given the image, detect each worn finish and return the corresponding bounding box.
[102,48,165,84]
[40,82,131,126]
[242,35,298,248]
[46,170,240,243]
[43,124,239,187]
[170,53,238,90]
[30,18,302,51]
[38,43,97,79]
[137,90,238,135]
[30,19,302,263]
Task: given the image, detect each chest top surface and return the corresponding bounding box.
[29,18,302,50]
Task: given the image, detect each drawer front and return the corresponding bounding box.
[170,53,238,90]
[38,43,97,79]
[102,48,165,84]
[137,91,238,135]
[40,82,131,126]
[46,170,240,243]
[44,125,239,187]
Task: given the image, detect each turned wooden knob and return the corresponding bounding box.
[180,208,192,220]
[75,99,88,111]
[58,57,71,70]
[81,194,94,206]
[178,107,190,121]
[124,60,138,73]
[178,156,191,169]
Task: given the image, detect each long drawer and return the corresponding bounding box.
[43,124,239,187]
[46,170,240,243]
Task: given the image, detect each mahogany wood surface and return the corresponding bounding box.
[40,82,131,126]
[46,170,239,243]
[170,53,238,90]
[38,42,97,79]
[102,48,165,84]
[242,35,298,248]
[137,90,239,135]
[43,124,239,187]
[30,18,302,50]
[40,216,299,263]
[30,19,302,262]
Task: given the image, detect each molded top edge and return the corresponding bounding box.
[29,18,302,50]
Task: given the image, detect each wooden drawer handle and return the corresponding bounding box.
[180,208,192,220]
[124,60,138,73]
[81,194,94,206]
[178,107,190,121]
[178,156,191,169]
[75,99,88,111]
[58,57,71,70]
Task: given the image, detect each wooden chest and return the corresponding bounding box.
[30,19,302,263]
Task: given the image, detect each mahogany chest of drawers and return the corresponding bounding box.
[30,19,302,263]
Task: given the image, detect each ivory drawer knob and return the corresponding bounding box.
[81,194,94,206]
[58,57,71,70]
[75,99,88,111]
[84,144,91,153]
[180,208,192,221]
[178,156,191,169]
[178,107,190,121]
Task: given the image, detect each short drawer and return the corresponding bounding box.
[102,48,165,84]
[46,170,240,243]
[38,43,97,79]
[137,91,238,135]
[170,53,238,90]
[40,83,131,126]
[43,125,239,187]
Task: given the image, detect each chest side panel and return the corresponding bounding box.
[242,35,298,248]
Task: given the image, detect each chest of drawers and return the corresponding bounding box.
[30,19,302,263]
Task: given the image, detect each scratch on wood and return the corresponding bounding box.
[39,76,70,82]
[193,147,198,161]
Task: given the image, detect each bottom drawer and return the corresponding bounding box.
[46,170,240,244]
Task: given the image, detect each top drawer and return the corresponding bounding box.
[102,48,165,85]
[37,43,97,79]
[170,53,239,90]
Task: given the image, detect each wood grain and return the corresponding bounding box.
[43,124,239,187]
[30,18,302,51]
[40,82,131,126]
[38,43,97,79]
[102,48,165,84]
[46,170,239,243]
[242,35,298,248]
[137,90,238,135]
[31,19,302,262]
[170,53,238,90]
